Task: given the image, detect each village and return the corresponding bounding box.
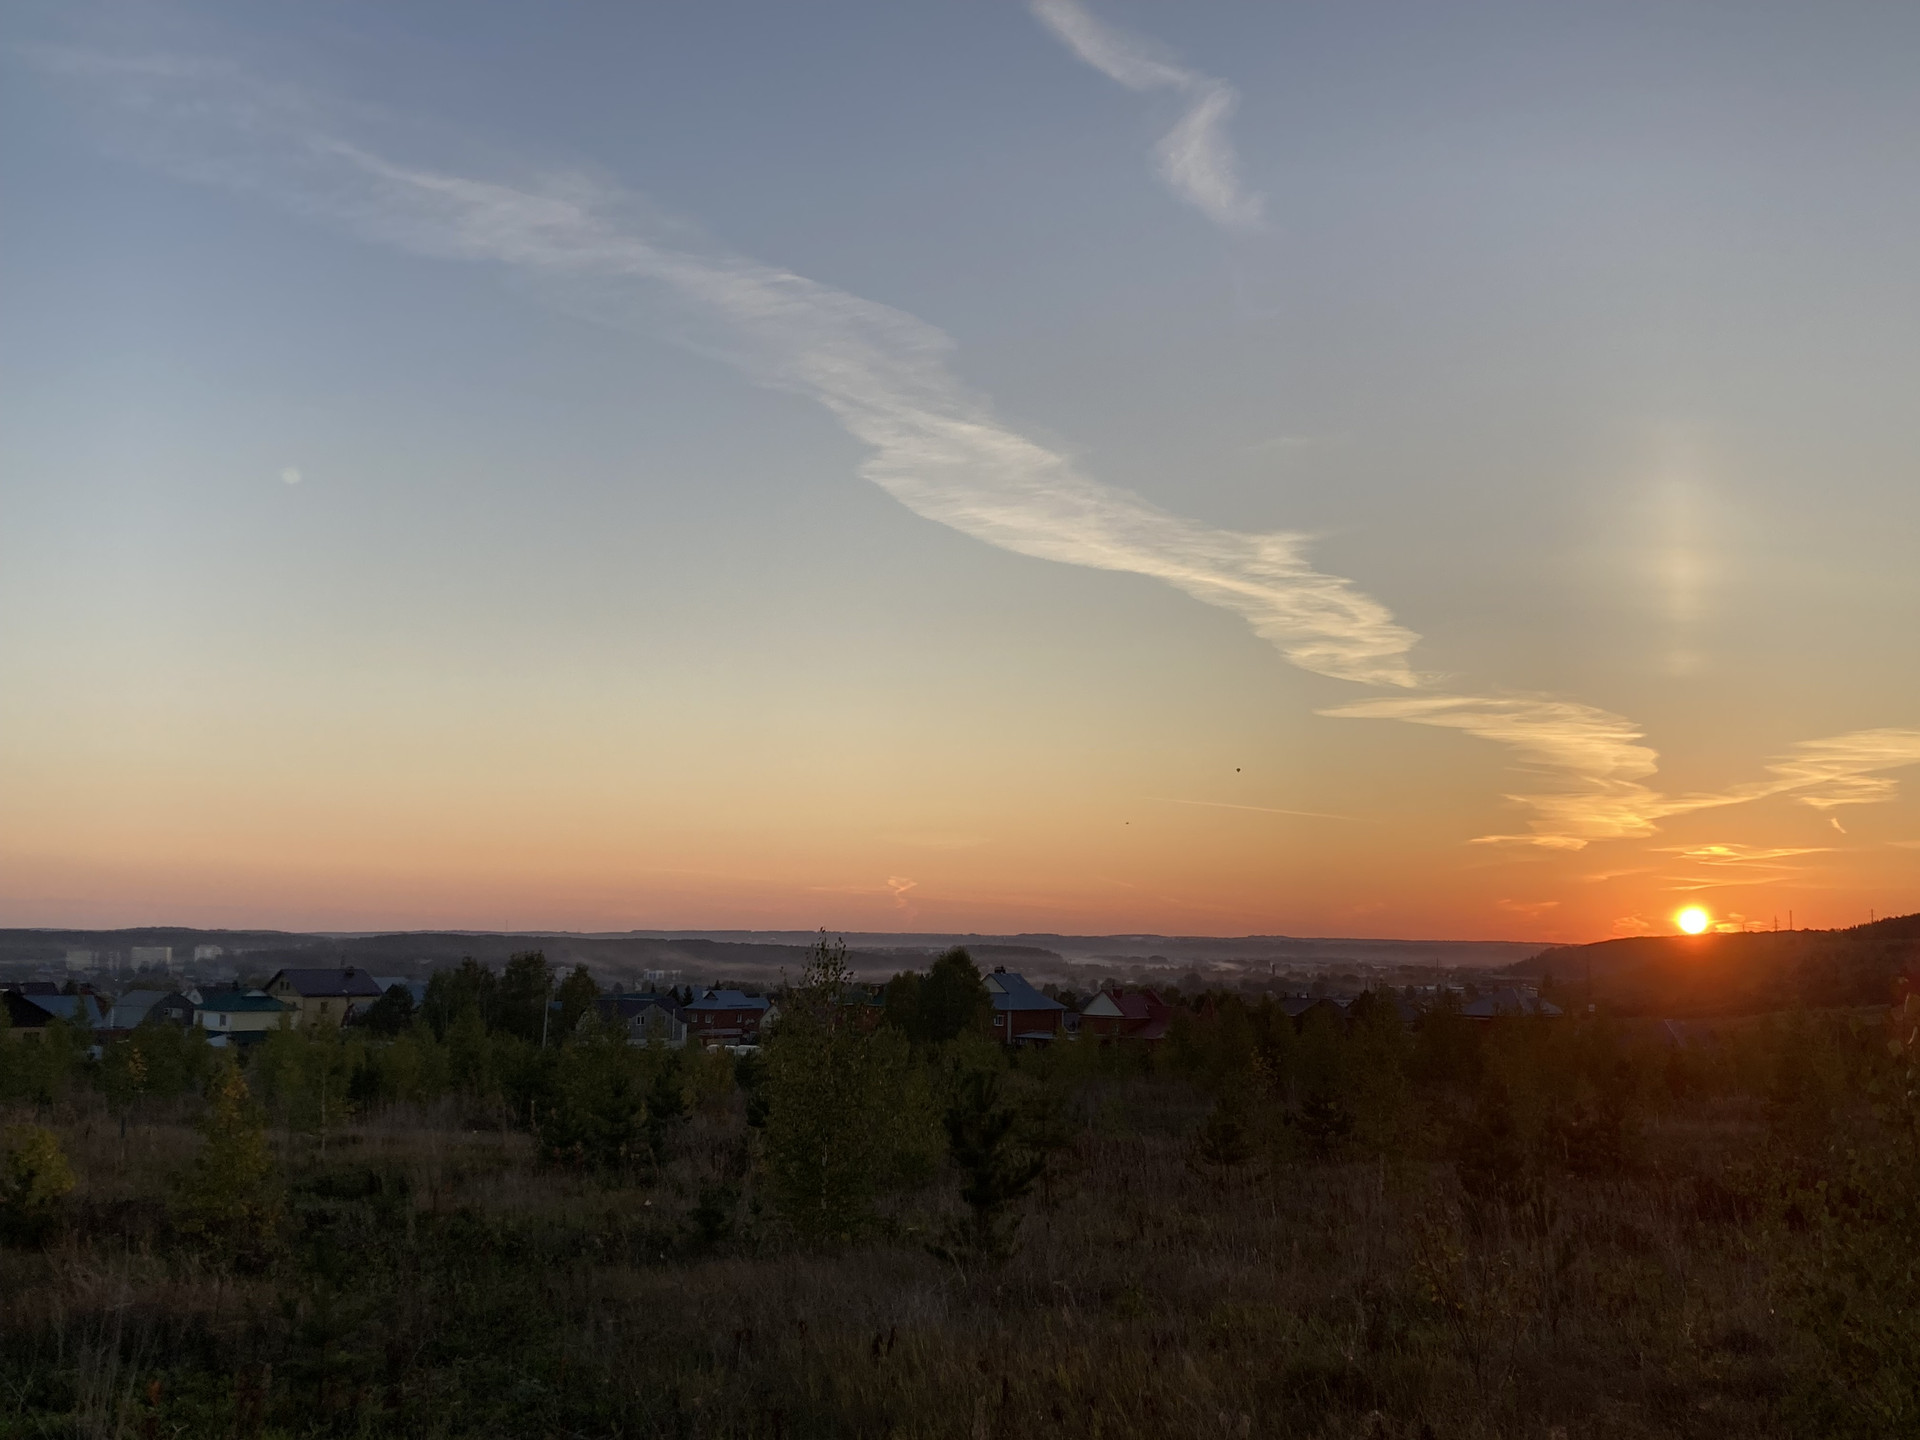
[3,954,1565,1054]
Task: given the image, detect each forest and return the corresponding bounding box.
[1,940,1916,1439]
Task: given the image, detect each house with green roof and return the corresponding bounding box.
[192,990,289,1044]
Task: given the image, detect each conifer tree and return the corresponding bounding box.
[173,1062,279,1257]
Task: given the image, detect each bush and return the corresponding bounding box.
[0,1124,75,1245]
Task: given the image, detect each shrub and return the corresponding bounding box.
[0,1124,75,1245]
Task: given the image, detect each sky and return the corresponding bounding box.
[2,0,1918,941]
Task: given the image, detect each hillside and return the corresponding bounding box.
[1514,916,1920,1016]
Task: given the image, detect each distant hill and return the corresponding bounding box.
[1512,916,1920,1016]
[0,925,1542,989]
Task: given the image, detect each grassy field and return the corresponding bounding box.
[3,1041,1914,1440]
[2,944,1917,1439]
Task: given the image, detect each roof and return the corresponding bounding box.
[983,970,1066,1013]
[105,990,171,1028]
[195,992,289,1014]
[4,991,58,1027]
[685,989,770,1012]
[1281,996,1348,1019]
[1081,988,1172,1038]
[14,981,61,996]
[597,993,682,1021]
[1460,988,1563,1019]
[22,994,108,1027]
[268,968,385,999]
[372,977,428,1003]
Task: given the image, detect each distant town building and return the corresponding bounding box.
[192,945,226,963]
[129,946,174,970]
[64,949,95,973]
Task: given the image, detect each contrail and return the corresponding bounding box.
[1030,0,1264,231]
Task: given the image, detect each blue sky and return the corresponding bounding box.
[3,1,1918,936]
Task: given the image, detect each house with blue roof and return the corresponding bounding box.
[683,988,772,1046]
[984,968,1066,1047]
[3,989,109,1034]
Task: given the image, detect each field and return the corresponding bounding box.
[2,959,1917,1439]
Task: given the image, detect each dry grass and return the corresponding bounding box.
[0,1077,1847,1440]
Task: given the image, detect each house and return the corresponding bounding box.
[371,976,429,1007]
[683,989,772,1045]
[592,992,688,1047]
[104,989,176,1031]
[984,969,1066,1046]
[5,992,109,1031]
[264,968,386,1028]
[1280,996,1350,1029]
[1459,987,1562,1020]
[193,990,290,1042]
[833,988,887,1033]
[2,990,92,1036]
[1079,987,1174,1044]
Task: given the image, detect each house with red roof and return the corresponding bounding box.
[1079,987,1174,1044]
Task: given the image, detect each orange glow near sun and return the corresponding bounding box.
[1677,906,1710,935]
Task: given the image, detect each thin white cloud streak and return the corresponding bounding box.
[1656,844,1831,866]
[34,47,1413,688]
[1325,693,1664,849]
[1030,0,1265,231]
[1330,692,1920,849]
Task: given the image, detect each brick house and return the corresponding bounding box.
[1079,987,1173,1044]
[984,969,1066,1047]
[683,988,772,1045]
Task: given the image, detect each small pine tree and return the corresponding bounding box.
[1195,1093,1253,1171]
[644,1051,690,1163]
[172,1062,280,1259]
[931,1069,1044,1267]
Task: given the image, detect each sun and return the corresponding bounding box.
[1677,906,1710,935]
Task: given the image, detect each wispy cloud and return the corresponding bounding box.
[1655,843,1831,867]
[1327,693,1920,850]
[33,46,1413,689]
[1030,0,1264,231]
[1324,693,1664,849]
[1754,729,1920,810]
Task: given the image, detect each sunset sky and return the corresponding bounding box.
[4,1,1918,940]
